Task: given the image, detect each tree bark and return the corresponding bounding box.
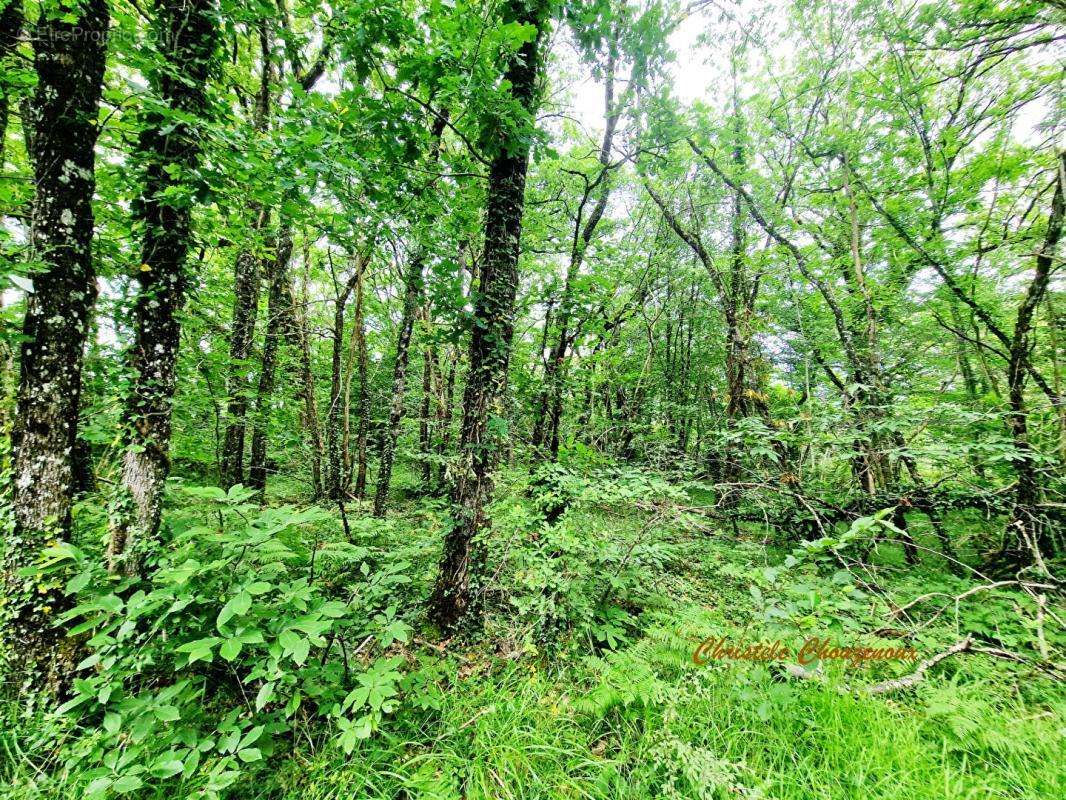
[248,226,294,493]
[429,0,550,631]
[1003,151,1064,565]
[353,261,370,497]
[326,251,370,499]
[107,0,218,577]
[10,0,106,536]
[288,256,324,498]
[220,21,273,488]
[4,0,108,691]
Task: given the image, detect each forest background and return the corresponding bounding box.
[0,0,1064,798]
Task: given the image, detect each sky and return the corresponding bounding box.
[561,6,720,136]
[557,1,1055,149]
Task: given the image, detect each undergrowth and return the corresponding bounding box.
[1,466,1062,799]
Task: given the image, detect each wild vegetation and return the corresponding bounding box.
[0,0,1064,798]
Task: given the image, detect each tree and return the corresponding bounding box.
[220,20,274,488]
[107,0,219,576]
[373,114,447,516]
[4,0,108,691]
[430,0,553,630]
[325,249,371,501]
[247,226,294,493]
[533,28,625,461]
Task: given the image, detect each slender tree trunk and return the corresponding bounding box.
[1047,295,1066,465]
[429,0,550,631]
[541,42,622,461]
[4,0,108,691]
[289,260,324,498]
[434,346,456,489]
[419,312,435,486]
[372,250,425,515]
[220,21,273,488]
[340,282,358,492]
[950,300,980,399]
[220,238,265,484]
[248,226,294,493]
[1003,152,1064,565]
[326,283,346,501]
[107,0,217,577]
[353,263,370,497]
[529,295,554,447]
[948,298,988,478]
[372,115,447,515]
[721,107,749,485]
[326,252,369,499]
[432,249,474,488]
[841,153,890,494]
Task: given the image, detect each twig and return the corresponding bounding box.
[863,636,973,695]
[458,704,497,730]
[889,580,1056,619]
[971,645,1066,681]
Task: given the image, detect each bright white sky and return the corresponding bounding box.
[561,7,720,135]
[557,1,1054,148]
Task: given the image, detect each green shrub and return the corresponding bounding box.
[13,485,414,799]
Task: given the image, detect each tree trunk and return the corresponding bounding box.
[1003,152,1064,566]
[353,262,370,498]
[288,258,324,499]
[220,232,264,486]
[326,252,370,499]
[372,250,426,515]
[429,0,550,631]
[539,41,621,460]
[220,21,273,488]
[529,295,555,447]
[340,273,359,493]
[107,0,217,577]
[419,319,435,486]
[248,226,294,493]
[435,346,456,489]
[4,0,108,692]
[372,115,447,515]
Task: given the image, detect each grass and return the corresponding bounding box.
[2,465,1062,800]
[263,478,1063,800]
[264,643,1063,800]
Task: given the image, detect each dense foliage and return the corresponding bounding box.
[0,0,1063,798]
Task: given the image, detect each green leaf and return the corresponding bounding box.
[217,591,253,629]
[255,681,275,711]
[85,777,112,797]
[150,758,185,778]
[112,775,144,793]
[155,705,181,722]
[279,629,310,664]
[220,638,243,661]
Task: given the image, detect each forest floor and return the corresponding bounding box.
[257,467,1064,800]
[3,464,1063,800]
